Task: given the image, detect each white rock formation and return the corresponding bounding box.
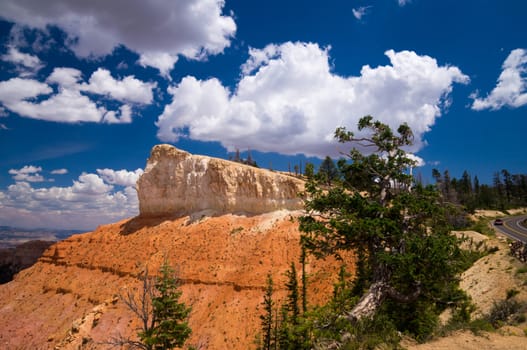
[137,144,305,217]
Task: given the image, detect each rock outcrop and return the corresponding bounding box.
[137,144,305,218]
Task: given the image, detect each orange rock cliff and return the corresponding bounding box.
[0,145,351,349]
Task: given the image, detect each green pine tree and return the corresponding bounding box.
[139,261,192,349]
[260,274,275,350]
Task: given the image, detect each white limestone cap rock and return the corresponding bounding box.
[137,144,305,217]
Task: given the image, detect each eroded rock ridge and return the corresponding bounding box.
[137,144,305,217]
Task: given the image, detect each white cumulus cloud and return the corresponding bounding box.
[156,42,469,158]
[96,168,144,187]
[81,68,156,104]
[8,165,45,182]
[0,67,156,123]
[0,77,52,101]
[0,0,236,76]
[471,48,527,110]
[1,46,44,76]
[138,52,180,79]
[71,173,114,195]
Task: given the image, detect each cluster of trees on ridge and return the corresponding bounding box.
[431,168,527,211]
[304,156,527,214]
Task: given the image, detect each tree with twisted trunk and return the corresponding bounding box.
[300,116,471,346]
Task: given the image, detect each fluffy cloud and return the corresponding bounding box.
[71,173,113,195]
[96,168,144,187]
[398,0,411,6]
[1,46,43,76]
[157,42,469,158]
[0,77,51,101]
[0,0,236,75]
[0,168,142,230]
[0,67,156,123]
[138,52,179,79]
[471,48,527,110]
[81,68,155,104]
[8,165,45,182]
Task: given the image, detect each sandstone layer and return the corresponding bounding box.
[137,144,305,218]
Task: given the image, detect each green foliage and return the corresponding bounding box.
[441,317,494,337]
[300,246,308,314]
[467,217,495,237]
[303,305,402,349]
[139,261,192,349]
[304,163,315,180]
[260,274,275,350]
[118,261,192,350]
[316,156,339,186]
[298,116,474,344]
[340,314,403,349]
[432,168,527,211]
[261,264,310,350]
[457,291,527,332]
[506,288,520,299]
[285,262,300,325]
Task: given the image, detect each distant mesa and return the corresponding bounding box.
[137,144,305,218]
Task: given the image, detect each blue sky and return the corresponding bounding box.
[0,0,526,230]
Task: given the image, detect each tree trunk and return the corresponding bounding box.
[345,277,422,323]
[345,280,389,322]
[324,281,390,350]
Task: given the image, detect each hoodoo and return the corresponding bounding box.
[137,144,305,218]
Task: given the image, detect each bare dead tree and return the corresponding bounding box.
[104,267,155,349]
[106,262,192,350]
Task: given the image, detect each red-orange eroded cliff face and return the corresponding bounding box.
[0,211,353,349]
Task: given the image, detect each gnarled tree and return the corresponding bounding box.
[299,116,471,342]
